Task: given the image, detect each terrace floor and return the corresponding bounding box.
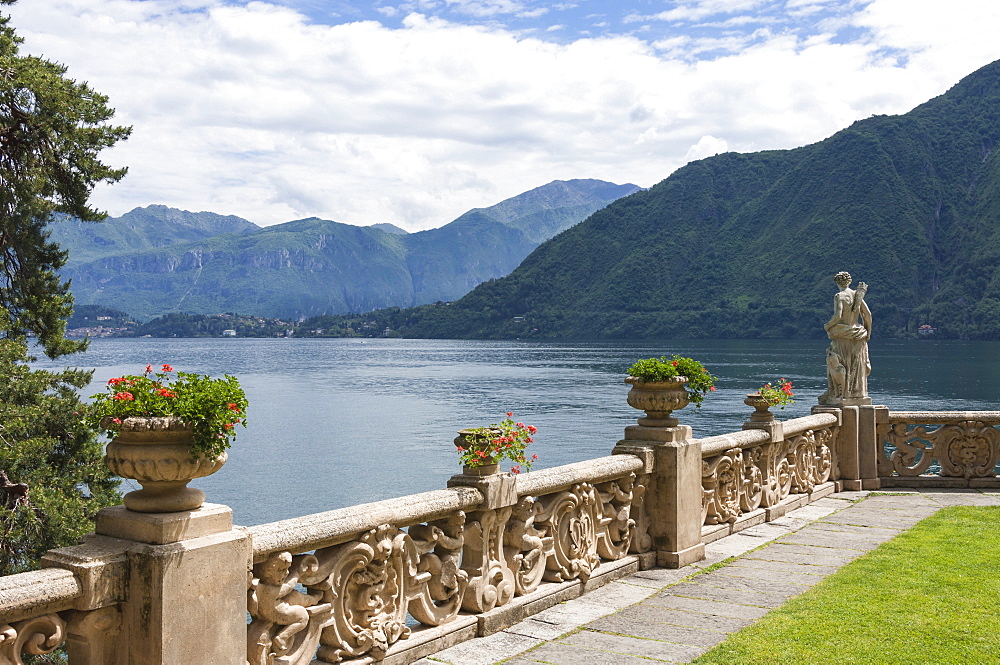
[418,488,1000,665]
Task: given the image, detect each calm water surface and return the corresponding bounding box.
[32,338,999,525]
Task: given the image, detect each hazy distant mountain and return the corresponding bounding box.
[50,205,259,264]
[54,179,639,320]
[397,60,1000,340]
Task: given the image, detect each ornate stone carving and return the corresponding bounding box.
[702,447,764,525]
[407,514,470,625]
[0,614,67,665]
[535,484,602,582]
[887,421,1000,478]
[759,440,792,508]
[787,429,834,493]
[503,498,550,596]
[627,474,652,554]
[702,449,742,524]
[595,474,637,560]
[818,271,872,406]
[248,517,470,665]
[460,507,515,613]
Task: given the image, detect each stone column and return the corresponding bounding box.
[614,423,704,569]
[46,504,250,665]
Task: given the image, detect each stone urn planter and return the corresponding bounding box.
[455,428,501,476]
[104,416,228,512]
[625,376,690,427]
[743,393,776,423]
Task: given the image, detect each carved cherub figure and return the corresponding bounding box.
[254,552,327,654]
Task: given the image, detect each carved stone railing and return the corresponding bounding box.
[244,454,648,665]
[877,411,1000,488]
[15,394,997,664]
[0,569,80,664]
[700,413,838,539]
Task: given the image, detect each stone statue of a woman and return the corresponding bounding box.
[818,271,872,406]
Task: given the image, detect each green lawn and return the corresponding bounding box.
[692,506,1000,665]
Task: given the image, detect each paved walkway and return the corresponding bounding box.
[419,488,1000,665]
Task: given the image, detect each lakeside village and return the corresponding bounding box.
[65,305,430,339]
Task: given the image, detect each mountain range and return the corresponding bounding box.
[52,179,639,320]
[381,59,1000,341]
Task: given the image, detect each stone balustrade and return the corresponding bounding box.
[700,412,838,542]
[877,410,1000,487]
[3,399,997,665]
[244,454,648,665]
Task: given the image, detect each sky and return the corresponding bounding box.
[7,0,1000,231]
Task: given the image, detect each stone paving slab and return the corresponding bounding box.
[658,581,790,609]
[721,556,839,577]
[741,542,861,568]
[613,603,756,632]
[688,572,810,600]
[802,520,904,537]
[561,629,708,662]
[586,613,732,648]
[710,561,830,587]
[504,640,673,665]
[646,593,772,620]
[780,529,892,550]
[426,489,997,665]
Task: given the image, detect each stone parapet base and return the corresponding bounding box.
[341,556,643,665]
[701,481,837,544]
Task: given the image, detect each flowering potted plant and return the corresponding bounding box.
[744,378,794,422]
[455,412,538,475]
[755,378,794,408]
[625,355,717,426]
[90,364,248,512]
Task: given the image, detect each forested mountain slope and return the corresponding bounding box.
[402,60,1000,340]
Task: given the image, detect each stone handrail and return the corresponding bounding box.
[244,450,650,665]
[0,569,82,662]
[877,410,1000,485]
[247,487,484,563]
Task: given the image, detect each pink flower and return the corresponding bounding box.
[506,412,513,417]
[111,417,122,424]
[528,425,537,434]
[145,364,153,374]
[162,364,174,372]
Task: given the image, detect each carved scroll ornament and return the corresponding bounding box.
[787,428,834,493]
[702,448,764,525]
[887,421,1000,478]
[535,483,602,582]
[0,614,66,665]
[248,515,469,665]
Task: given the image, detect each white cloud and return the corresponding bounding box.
[685,135,730,161]
[6,0,1000,231]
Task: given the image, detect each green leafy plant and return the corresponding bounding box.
[90,364,248,459]
[757,378,794,408]
[457,412,538,474]
[626,355,718,406]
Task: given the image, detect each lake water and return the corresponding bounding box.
[31,337,999,526]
